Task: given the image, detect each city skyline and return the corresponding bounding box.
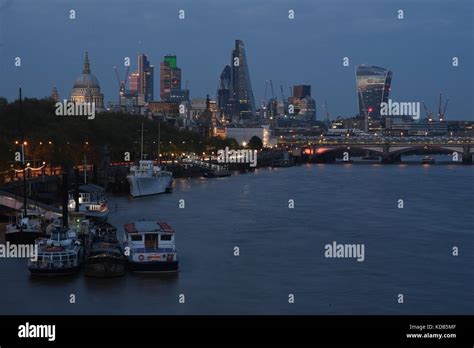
[0,0,472,120]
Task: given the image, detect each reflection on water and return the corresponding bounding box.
[0,161,473,315]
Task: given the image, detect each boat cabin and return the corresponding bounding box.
[68,184,107,211]
[124,220,176,253]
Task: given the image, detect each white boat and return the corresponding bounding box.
[122,220,179,273]
[127,160,173,197]
[5,210,45,244]
[126,122,173,197]
[68,184,109,222]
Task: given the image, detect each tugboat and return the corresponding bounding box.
[28,226,84,276]
[85,223,126,278]
[122,220,179,273]
[5,210,45,244]
[422,156,435,164]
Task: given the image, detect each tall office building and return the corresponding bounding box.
[230,39,256,122]
[138,53,154,102]
[293,85,311,99]
[138,53,155,102]
[355,65,392,119]
[128,53,154,104]
[290,85,316,122]
[128,71,140,96]
[217,64,232,118]
[160,54,182,101]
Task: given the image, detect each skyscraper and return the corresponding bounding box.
[217,64,231,118]
[230,39,256,122]
[160,54,182,101]
[128,53,154,104]
[293,85,311,99]
[137,53,154,103]
[355,65,392,120]
[290,85,316,122]
[128,71,140,96]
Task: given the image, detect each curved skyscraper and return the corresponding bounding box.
[217,64,231,116]
[355,65,392,119]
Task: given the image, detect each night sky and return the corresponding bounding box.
[0,0,472,119]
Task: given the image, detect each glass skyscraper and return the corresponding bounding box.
[230,40,256,122]
[355,65,392,119]
[128,53,154,104]
[217,64,231,118]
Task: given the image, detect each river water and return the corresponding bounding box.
[0,157,473,314]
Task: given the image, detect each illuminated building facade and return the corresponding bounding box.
[160,55,183,101]
[355,65,392,120]
[230,40,256,123]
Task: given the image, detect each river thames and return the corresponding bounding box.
[0,157,473,314]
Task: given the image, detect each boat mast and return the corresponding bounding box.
[83,155,87,184]
[140,121,144,160]
[157,119,161,165]
[19,87,27,216]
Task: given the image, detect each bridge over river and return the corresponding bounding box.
[279,136,474,163]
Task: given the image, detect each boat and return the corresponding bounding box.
[127,160,173,197]
[6,88,47,245]
[5,210,45,244]
[361,151,379,161]
[271,159,293,167]
[126,122,173,197]
[422,156,435,164]
[122,220,179,273]
[272,151,293,167]
[45,211,91,239]
[68,184,109,223]
[85,223,126,278]
[28,226,84,276]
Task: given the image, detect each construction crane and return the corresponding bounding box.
[324,100,331,128]
[422,101,433,122]
[441,99,449,121]
[269,80,275,99]
[280,84,285,102]
[113,64,130,105]
[265,80,277,118]
[263,80,269,104]
[260,80,269,117]
[437,92,449,121]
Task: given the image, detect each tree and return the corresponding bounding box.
[248,136,263,150]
